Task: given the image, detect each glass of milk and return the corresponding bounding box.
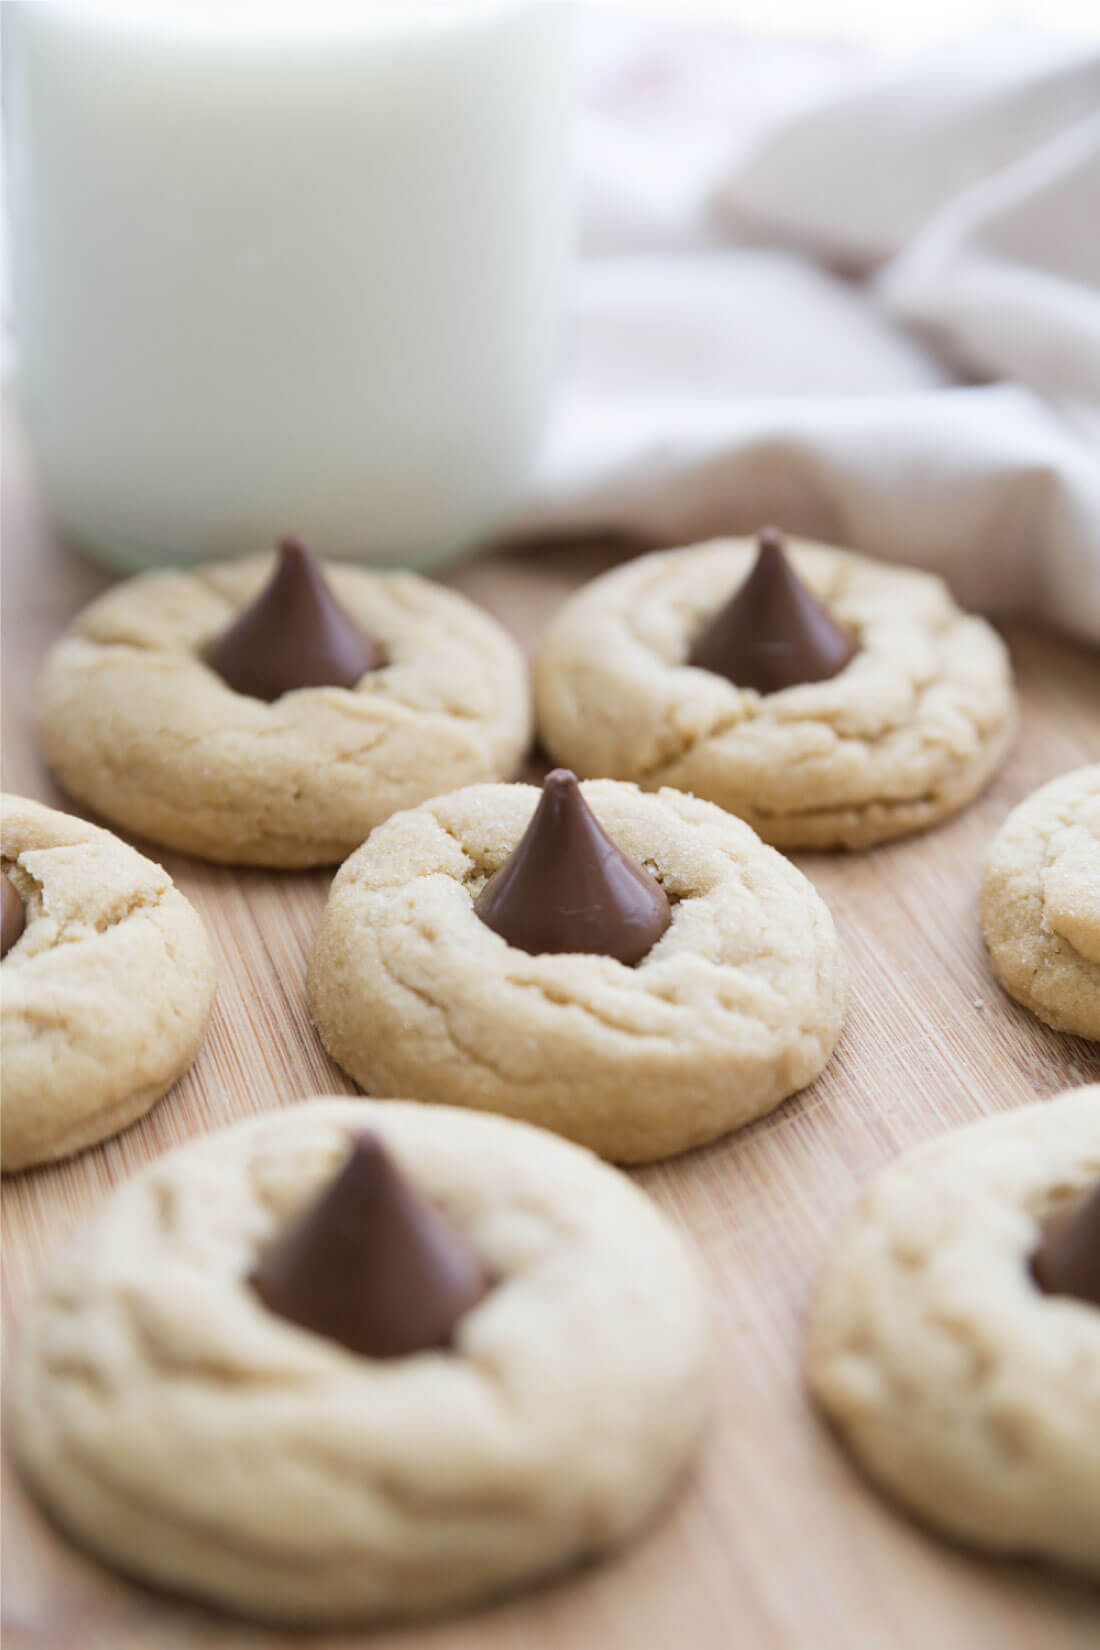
[3,0,574,571]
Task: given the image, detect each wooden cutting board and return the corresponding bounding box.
[3,397,1099,1650]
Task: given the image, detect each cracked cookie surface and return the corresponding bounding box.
[1,796,216,1170]
[980,765,1100,1040]
[307,780,848,1163]
[10,1098,710,1623]
[806,1089,1100,1577]
[37,554,531,866]
[533,537,1016,850]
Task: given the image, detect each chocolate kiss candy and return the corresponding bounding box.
[475,768,671,964]
[1032,1179,1100,1308]
[1,871,25,959]
[250,1132,488,1359]
[688,527,856,694]
[205,536,379,701]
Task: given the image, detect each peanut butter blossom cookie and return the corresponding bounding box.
[308,771,847,1163]
[980,765,1100,1040]
[807,1089,1100,1577]
[1,796,215,1170]
[534,529,1017,850]
[37,538,531,866]
[10,1100,710,1624]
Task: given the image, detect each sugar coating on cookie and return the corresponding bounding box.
[806,1089,1100,1577]
[1,795,216,1170]
[10,1099,710,1624]
[533,537,1017,851]
[36,553,532,866]
[980,765,1100,1041]
[308,779,848,1163]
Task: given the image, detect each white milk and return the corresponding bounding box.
[3,1,573,570]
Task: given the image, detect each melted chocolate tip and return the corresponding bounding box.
[1032,1179,1100,1308]
[475,771,671,964]
[688,526,856,694]
[251,1131,487,1360]
[2,870,26,959]
[205,536,379,701]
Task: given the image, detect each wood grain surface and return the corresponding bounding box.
[3,395,1099,1650]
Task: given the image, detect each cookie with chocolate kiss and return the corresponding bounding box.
[475,769,671,965]
[36,543,531,866]
[1,795,216,1170]
[309,776,847,1162]
[807,1089,1100,1579]
[8,1098,712,1622]
[533,530,1017,849]
[206,536,379,701]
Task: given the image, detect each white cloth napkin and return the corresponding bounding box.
[510,23,1100,647]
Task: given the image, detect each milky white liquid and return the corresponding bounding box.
[3,1,573,569]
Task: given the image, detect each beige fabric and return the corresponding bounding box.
[1,795,216,1170]
[980,765,1100,1040]
[513,33,1100,649]
[308,779,847,1162]
[534,537,1016,850]
[10,1098,710,1624]
[37,553,532,867]
[806,1089,1100,1577]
